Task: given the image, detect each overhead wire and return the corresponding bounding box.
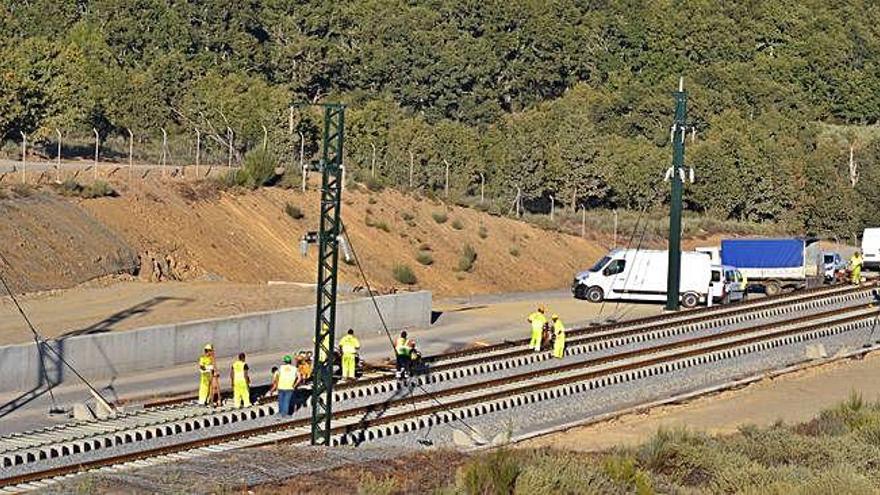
[0,251,114,413]
[338,220,485,443]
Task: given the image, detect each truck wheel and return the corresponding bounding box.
[765,281,781,297]
[586,286,604,303]
[574,285,588,300]
[681,292,699,308]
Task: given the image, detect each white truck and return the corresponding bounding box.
[572,249,712,308]
[862,228,880,270]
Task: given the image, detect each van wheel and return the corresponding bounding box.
[586,286,604,303]
[574,285,588,300]
[681,292,699,308]
[765,281,781,297]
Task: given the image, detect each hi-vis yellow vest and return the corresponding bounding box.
[277,364,297,390]
[529,312,546,332]
[232,360,247,383]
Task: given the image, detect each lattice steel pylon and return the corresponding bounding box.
[311,103,345,445]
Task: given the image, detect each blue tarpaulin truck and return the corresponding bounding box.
[719,238,822,296]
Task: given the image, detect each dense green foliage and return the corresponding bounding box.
[4,1,880,235]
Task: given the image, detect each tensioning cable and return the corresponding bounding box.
[339,221,485,444]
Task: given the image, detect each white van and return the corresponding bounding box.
[572,249,711,308]
[710,265,746,304]
[862,228,880,270]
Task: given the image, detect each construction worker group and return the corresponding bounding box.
[195,326,382,415]
[527,305,566,358]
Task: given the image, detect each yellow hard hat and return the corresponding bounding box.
[204,344,213,351]
[538,304,546,312]
[552,314,559,320]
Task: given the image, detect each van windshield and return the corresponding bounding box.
[589,256,611,272]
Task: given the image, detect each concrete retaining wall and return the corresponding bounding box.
[0,291,431,394]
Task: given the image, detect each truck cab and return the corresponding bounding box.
[710,265,745,304]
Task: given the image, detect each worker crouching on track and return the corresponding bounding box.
[396,331,413,380]
[198,344,216,406]
[528,305,548,352]
[275,355,300,418]
[339,329,361,380]
[230,353,251,408]
[551,314,566,359]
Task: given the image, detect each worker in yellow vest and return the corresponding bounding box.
[276,355,299,417]
[395,331,412,379]
[197,344,215,406]
[313,323,331,364]
[527,305,548,352]
[230,352,251,408]
[851,251,863,286]
[338,329,360,380]
[551,314,566,359]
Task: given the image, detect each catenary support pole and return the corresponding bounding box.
[666,77,689,311]
[93,128,99,180]
[19,131,26,183]
[127,129,133,180]
[311,103,345,446]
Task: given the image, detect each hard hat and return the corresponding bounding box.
[283,355,292,364]
[538,304,546,312]
[204,344,213,351]
[552,314,559,320]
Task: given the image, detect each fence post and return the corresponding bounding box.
[19,131,26,184]
[127,128,133,180]
[93,128,99,180]
[161,127,168,177]
[581,206,586,237]
[480,173,485,204]
[262,125,268,151]
[227,127,233,167]
[550,194,555,221]
[55,128,62,181]
[299,131,306,192]
[443,159,450,198]
[613,209,619,248]
[195,128,201,177]
[370,142,376,178]
[408,150,414,189]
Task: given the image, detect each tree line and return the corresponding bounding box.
[2,0,880,236]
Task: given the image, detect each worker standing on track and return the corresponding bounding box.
[528,305,548,352]
[395,331,412,380]
[851,251,863,286]
[276,355,298,418]
[198,344,215,406]
[230,353,251,408]
[551,314,566,359]
[338,329,360,380]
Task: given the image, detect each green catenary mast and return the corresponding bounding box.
[311,103,345,445]
[666,78,688,311]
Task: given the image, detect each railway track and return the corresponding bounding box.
[2,283,877,491]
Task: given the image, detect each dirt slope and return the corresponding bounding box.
[1,178,608,297]
[0,194,137,294]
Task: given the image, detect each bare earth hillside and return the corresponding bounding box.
[0,178,608,297]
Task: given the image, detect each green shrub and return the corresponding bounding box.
[11,183,34,198]
[514,452,625,495]
[478,225,488,239]
[457,449,521,495]
[365,176,384,192]
[392,264,417,285]
[365,216,390,232]
[451,219,464,230]
[285,203,304,219]
[357,473,397,495]
[419,243,432,251]
[432,211,448,224]
[416,251,434,266]
[457,244,477,272]
[509,246,520,257]
[81,181,116,198]
[240,148,279,189]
